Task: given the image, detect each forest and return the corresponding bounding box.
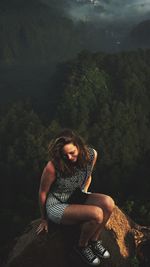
[0,48,150,264]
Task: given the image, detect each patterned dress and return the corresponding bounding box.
[46,147,95,224]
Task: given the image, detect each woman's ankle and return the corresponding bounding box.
[78,242,88,247]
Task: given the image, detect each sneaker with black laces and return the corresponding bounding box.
[74,245,100,266]
[90,240,110,259]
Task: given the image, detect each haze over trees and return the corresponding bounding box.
[0,0,150,67]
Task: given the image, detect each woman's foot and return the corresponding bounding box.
[90,240,110,259]
[74,245,100,266]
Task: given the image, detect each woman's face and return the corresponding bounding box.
[63,143,79,162]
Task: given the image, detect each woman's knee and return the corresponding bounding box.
[103,195,115,215]
[91,206,103,224]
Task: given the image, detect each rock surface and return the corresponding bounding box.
[5,206,150,267]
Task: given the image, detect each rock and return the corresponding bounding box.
[5,206,150,267]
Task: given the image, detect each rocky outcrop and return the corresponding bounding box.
[5,206,150,267]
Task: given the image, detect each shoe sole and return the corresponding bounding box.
[93,250,110,259]
[73,247,101,266]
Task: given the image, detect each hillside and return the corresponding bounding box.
[123,20,150,50]
[0,1,81,65]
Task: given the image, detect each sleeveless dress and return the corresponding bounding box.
[46,147,95,224]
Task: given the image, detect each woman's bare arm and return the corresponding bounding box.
[39,161,56,218]
[84,149,98,192]
[37,161,56,234]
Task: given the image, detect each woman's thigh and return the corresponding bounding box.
[61,203,103,225]
[84,193,115,214]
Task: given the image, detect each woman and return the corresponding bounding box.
[37,129,115,266]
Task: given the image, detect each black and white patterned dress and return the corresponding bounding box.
[46,147,95,224]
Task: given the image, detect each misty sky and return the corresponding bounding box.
[42,0,150,25]
[68,0,150,24]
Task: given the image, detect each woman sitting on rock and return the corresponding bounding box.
[37,128,115,266]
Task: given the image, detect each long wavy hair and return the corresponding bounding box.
[48,129,91,176]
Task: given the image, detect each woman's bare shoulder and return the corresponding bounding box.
[40,161,56,191]
[41,161,56,182]
[45,161,55,174]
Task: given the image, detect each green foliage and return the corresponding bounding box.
[122,200,150,225]
[58,63,110,135]
[130,256,140,267]
[0,101,48,172]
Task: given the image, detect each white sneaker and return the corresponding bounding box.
[90,240,110,259]
[74,245,100,266]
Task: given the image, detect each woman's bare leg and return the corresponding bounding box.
[61,204,103,247]
[78,219,102,247]
[84,193,115,241]
[61,193,114,246]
